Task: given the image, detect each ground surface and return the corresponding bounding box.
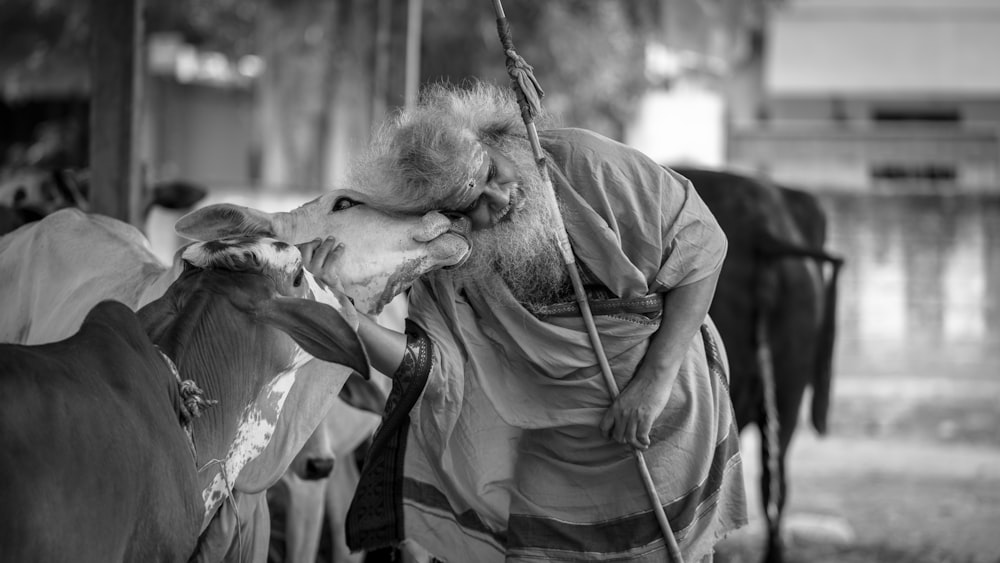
[715,375,1000,563]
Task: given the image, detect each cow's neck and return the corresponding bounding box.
[169,342,279,521]
[143,301,296,529]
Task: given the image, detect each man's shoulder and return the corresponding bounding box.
[541,128,679,193]
[540,128,629,155]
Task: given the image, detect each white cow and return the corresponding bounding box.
[0,193,469,562]
[270,395,383,563]
[269,294,405,563]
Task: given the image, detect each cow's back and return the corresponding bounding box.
[0,209,174,344]
[0,301,201,561]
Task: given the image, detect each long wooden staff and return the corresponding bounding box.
[489,2,684,562]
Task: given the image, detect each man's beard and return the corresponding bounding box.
[439,142,568,308]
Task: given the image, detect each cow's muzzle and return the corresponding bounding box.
[441,212,472,270]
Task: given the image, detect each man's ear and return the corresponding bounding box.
[175,203,277,241]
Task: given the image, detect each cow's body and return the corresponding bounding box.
[0,303,202,561]
[268,395,382,563]
[0,197,468,562]
[676,167,844,563]
[0,210,175,344]
[0,237,368,562]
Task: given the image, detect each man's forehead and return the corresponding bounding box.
[446,141,487,210]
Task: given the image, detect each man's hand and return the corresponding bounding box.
[298,236,347,293]
[600,271,722,450]
[297,236,361,329]
[599,364,675,451]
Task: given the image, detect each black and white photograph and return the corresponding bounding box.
[0,1,997,562]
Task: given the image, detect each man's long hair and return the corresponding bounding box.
[347,80,555,213]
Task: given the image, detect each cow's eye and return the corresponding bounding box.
[293,267,304,287]
[332,197,359,212]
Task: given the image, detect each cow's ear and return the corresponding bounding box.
[174,203,277,241]
[339,372,388,415]
[255,296,370,379]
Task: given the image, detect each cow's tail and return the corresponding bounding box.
[808,256,844,435]
[756,233,845,436]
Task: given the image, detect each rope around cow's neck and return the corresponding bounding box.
[155,347,217,461]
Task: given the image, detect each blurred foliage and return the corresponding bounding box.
[421,0,663,137]
[0,0,258,62]
[0,0,665,135]
[0,0,86,64]
[145,0,257,56]
[0,0,783,138]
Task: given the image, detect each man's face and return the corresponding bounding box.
[451,143,525,232]
[441,138,567,307]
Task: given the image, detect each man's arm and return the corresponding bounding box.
[355,313,407,377]
[299,237,407,376]
[598,267,721,450]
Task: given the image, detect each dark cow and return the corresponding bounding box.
[0,236,368,562]
[674,167,844,563]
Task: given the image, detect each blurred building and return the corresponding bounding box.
[729,0,1000,192]
[145,33,258,190]
[0,33,257,190]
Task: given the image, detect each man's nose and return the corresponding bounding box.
[483,182,510,209]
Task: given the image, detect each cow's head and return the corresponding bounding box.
[174,188,471,314]
[285,387,383,481]
[137,236,368,531]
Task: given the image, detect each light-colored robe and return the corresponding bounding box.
[348,128,747,562]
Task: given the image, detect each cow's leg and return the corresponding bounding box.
[759,420,785,563]
[757,320,785,563]
[283,474,328,563]
[326,451,365,562]
[761,342,813,563]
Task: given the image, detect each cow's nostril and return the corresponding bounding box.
[304,457,335,480]
[443,213,471,238]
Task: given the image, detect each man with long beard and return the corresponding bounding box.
[302,81,747,562]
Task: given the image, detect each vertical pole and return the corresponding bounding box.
[89,0,145,226]
[404,0,423,110]
[490,2,684,561]
[372,0,393,124]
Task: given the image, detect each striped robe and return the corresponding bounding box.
[347,128,747,562]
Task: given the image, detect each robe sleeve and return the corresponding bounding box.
[653,166,728,291]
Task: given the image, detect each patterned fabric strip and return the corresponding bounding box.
[345,320,433,552]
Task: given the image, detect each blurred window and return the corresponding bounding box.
[870,164,957,182]
[871,108,961,125]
